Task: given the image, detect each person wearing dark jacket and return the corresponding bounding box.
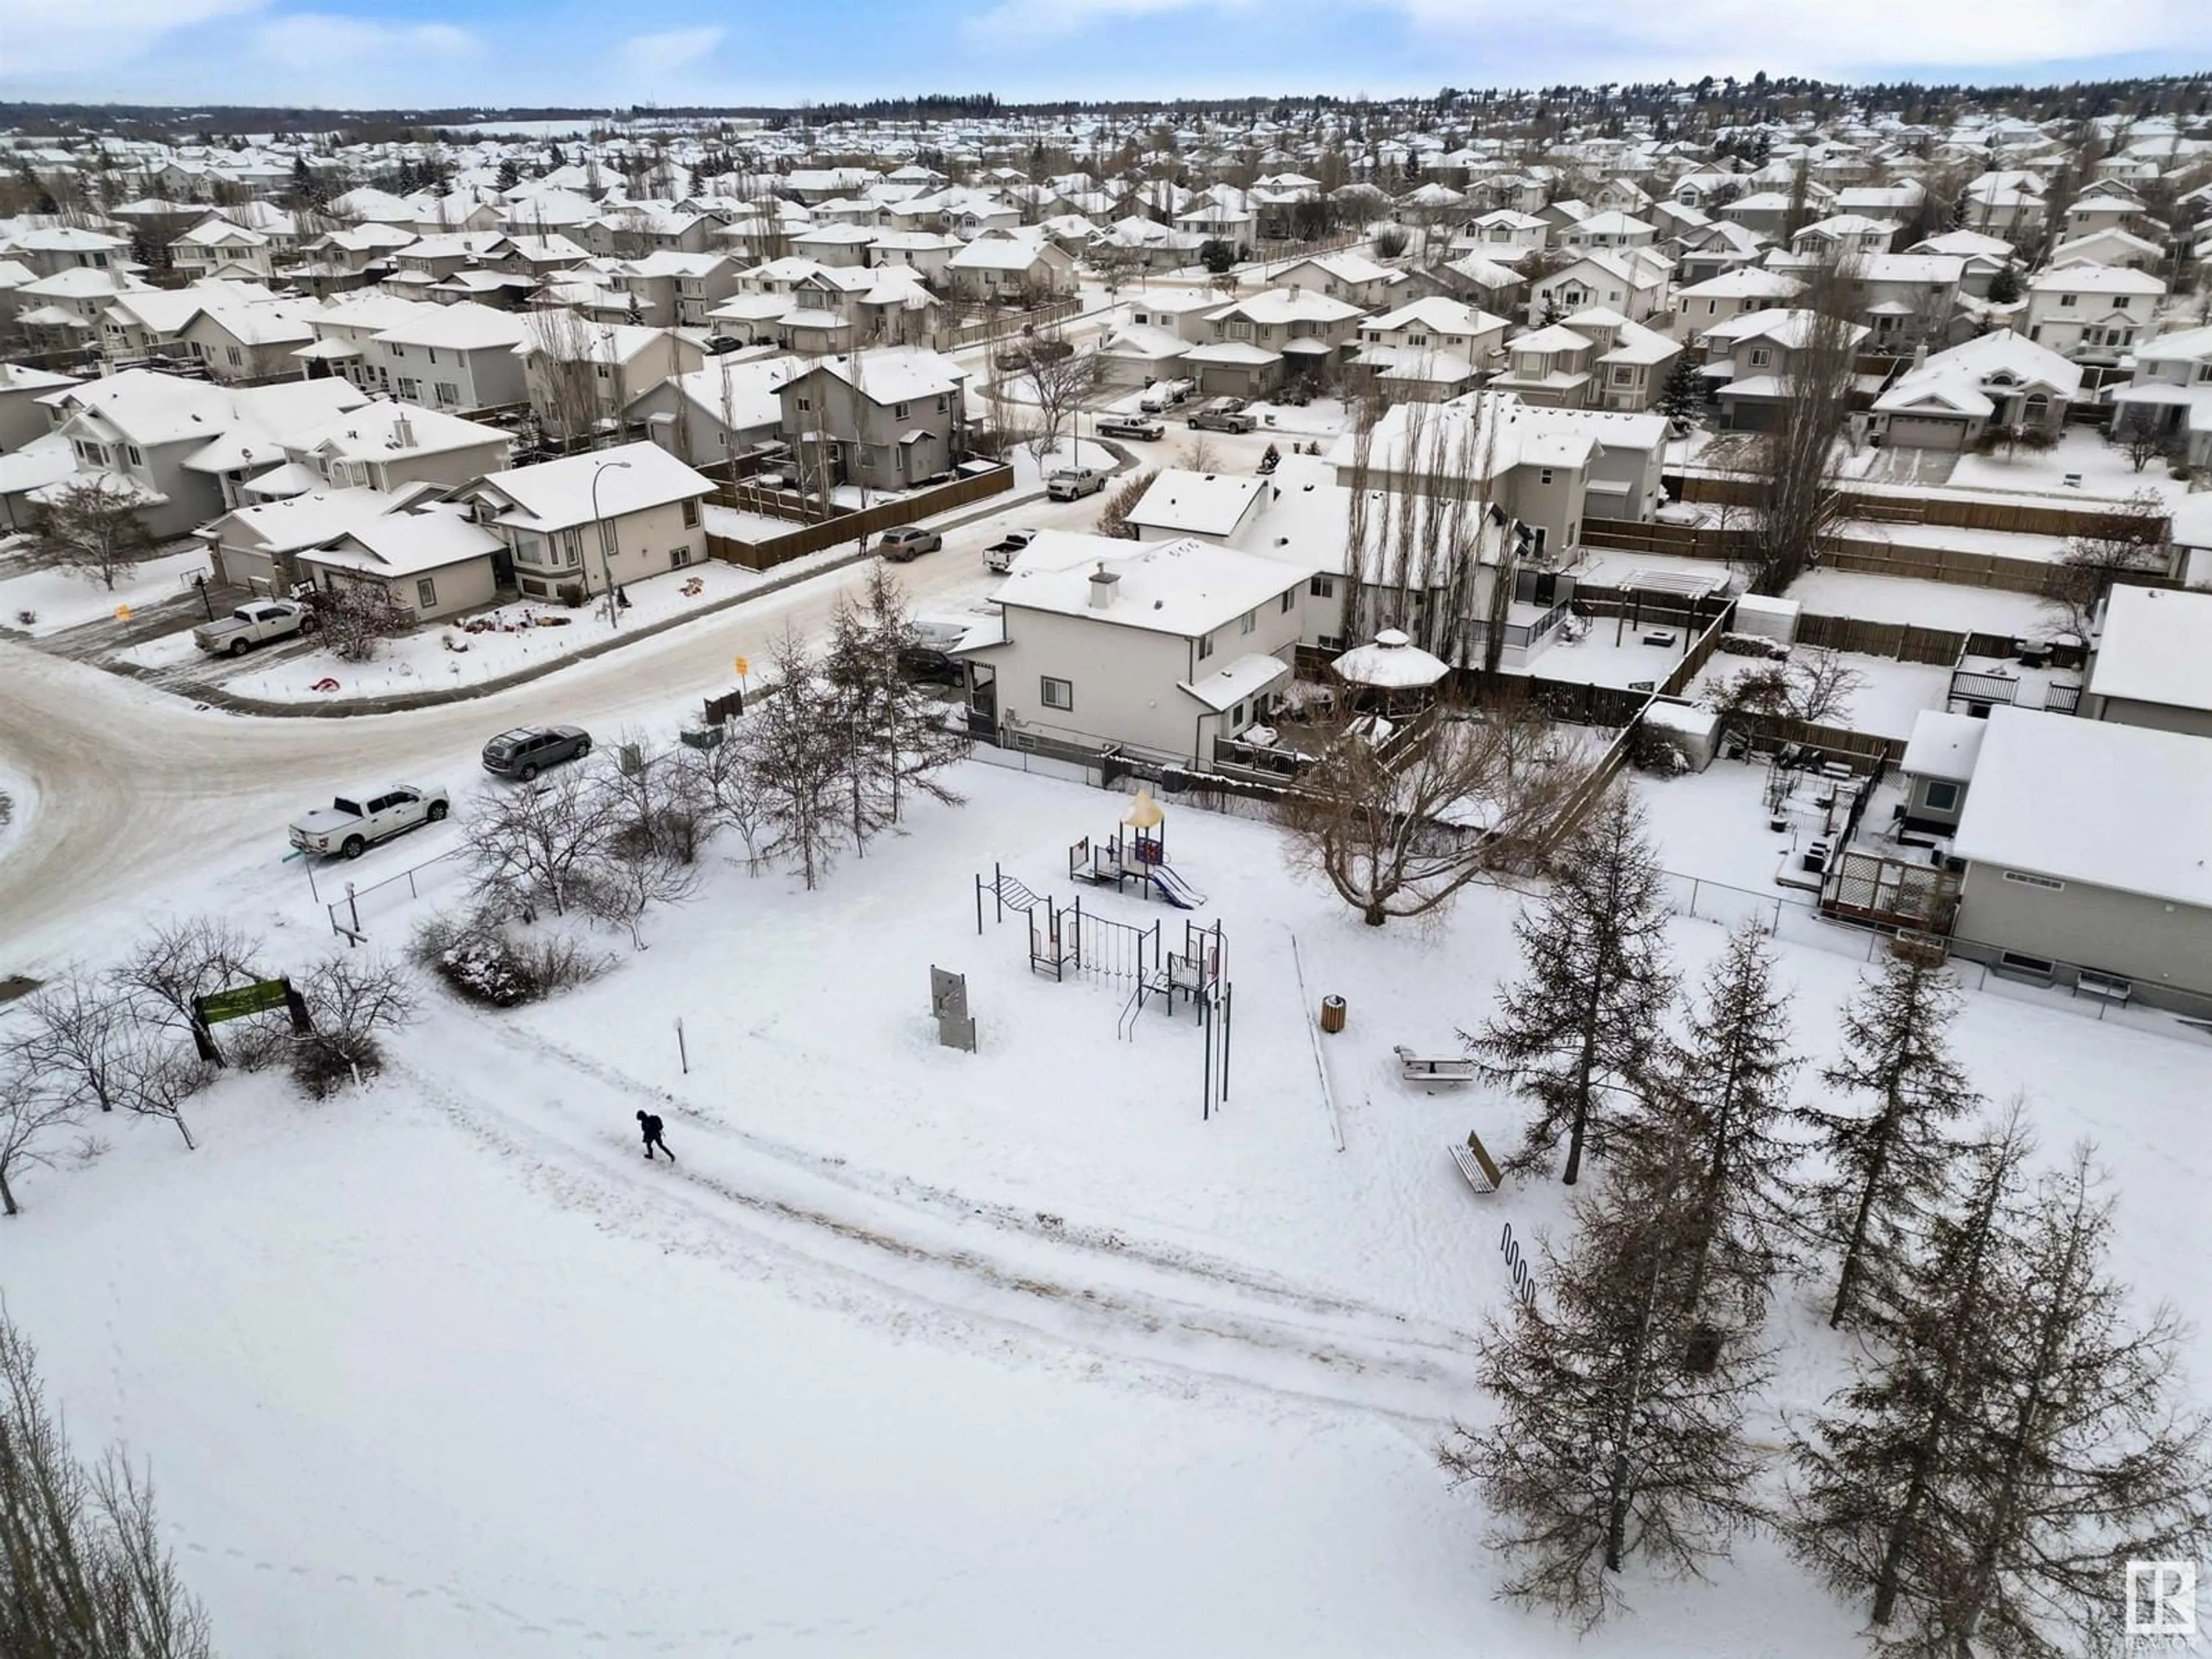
[637,1109,674,1161]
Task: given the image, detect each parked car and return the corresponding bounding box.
[1095,415,1165,441]
[1139,380,1194,413]
[1046,467,1110,501]
[481,725,592,781]
[1187,397,1257,434]
[983,528,1040,573]
[878,525,944,562]
[288,784,449,859]
[192,599,314,657]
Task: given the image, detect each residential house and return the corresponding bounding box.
[201,486,410,592]
[1528,249,1672,327]
[2059,183,2154,242]
[374,301,532,414]
[1451,209,1550,255]
[1671,219,1770,286]
[1560,211,1658,251]
[0,363,77,453]
[943,233,1079,302]
[516,319,703,439]
[963,536,1312,764]
[298,502,506,624]
[177,301,321,384]
[789,224,881,268]
[461,439,713,604]
[776,346,968,490]
[290,400,513,497]
[1698,308,1874,431]
[1764,252,1964,352]
[1350,297,1509,402]
[1949,706,2212,1007]
[1789,213,1902,257]
[2081,586,2212,738]
[1187,286,1366,399]
[866,230,963,284]
[0,226,130,278]
[168,216,275,281]
[1671,267,1805,334]
[1872,328,2081,449]
[623,356,804,468]
[1268,251,1407,310]
[2048,228,2164,272]
[1959,171,2047,238]
[1897,710,1984,833]
[2107,325,2212,472]
[2024,266,2164,364]
[1720,185,1835,238]
[615,252,738,328]
[1907,229,2017,298]
[1124,470,1271,544]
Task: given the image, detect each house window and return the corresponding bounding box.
[1748,347,1772,368]
[512,533,543,566]
[796,395,812,411]
[1240,608,1257,635]
[427,348,439,363]
[2059,293,2077,308]
[398,378,421,399]
[1407,332,1428,346]
[1197,631,1215,661]
[894,402,910,419]
[1539,468,1554,486]
[2001,869,2065,891]
[681,498,700,529]
[1612,366,1634,385]
[225,346,243,368]
[671,546,691,568]
[594,365,610,380]
[124,444,143,468]
[1309,574,1335,599]
[1281,588,1295,613]
[1923,780,1961,813]
[415,577,437,609]
[434,382,459,407]
[1040,675,1073,711]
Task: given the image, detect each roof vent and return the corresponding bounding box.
[1089,563,1119,609]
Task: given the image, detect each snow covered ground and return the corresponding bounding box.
[1782,568,2057,636]
[1946,426,2195,506]
[1691,650,1952,740]
[1008,436,1116,491]
[6,732,2211,1653]
[0,547,214,637]
[213,558,850,703]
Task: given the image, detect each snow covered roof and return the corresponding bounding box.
[1952,706,2212,910]
[1873,328,2083,418]
[206,487,397,553]
[307,506,505,578]
[992,537,1309,638]
[474,440,713,532]
[2088,586,2212,713]
[1128,470,1268,538]
[1330,630,1450,689]
[1178,652,1293,711]
[1901,710,1988,783]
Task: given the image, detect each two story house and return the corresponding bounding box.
[2025,266,2165,365]
[1350,297,1510,402]
[1699,307,1874,431]
[461,439,714,604]
[373,301,532,415]
[1187,285,1366,399]
[2107,325,2212,473]
[1528,248,1672,327]
[776,346,968,490]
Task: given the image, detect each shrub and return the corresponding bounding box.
[411,907,609,1008]
[1715,632,1791,660]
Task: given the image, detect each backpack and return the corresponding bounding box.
[642,1113,664,1139]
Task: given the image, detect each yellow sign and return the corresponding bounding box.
[733,656,749,677]
[115,604,132,622]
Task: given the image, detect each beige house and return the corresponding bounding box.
[461,440,713,604]
[298,503,504,624]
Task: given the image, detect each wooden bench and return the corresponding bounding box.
[1396,1046,1476,1084]
[2073,969,2133,1009]
[1451,1131,1503,1194]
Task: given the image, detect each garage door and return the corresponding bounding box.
[1885,414,1968,451]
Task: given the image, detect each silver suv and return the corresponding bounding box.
[482,725,592,780]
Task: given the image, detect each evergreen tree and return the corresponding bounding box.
[1789,1108,2039,1637]
[1442,1142,1768,1628]
[1469,789,1675,1185]
[1944,1149,2212,1656]
[495,158,521,192]
[859,567,969,826]
[1636,923,1802,1321]
[1800,957,1979,1328]
[1657,352,1706,422]
[749,627,848,890]
[1985,264,2022,305]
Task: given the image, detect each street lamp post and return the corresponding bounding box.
[590,458,632,628]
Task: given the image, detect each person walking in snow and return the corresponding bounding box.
[637,1109,674,1162]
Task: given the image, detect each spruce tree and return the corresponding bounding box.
[1789,1107,2038,1637]
[1469,789,1675,1185]
[1800,956,1978,1328]
[1637,923,1802,1321]
[1657,352,1706,422]
[1442,1142,1768,1628]
[1945,1149,2212,1656]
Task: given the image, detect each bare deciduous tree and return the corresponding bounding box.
[0,1056,78,1218]
[1738,256,1862,595]
[17,971,130,1115]
[524,304,605,452]
[1021,341,1101,459]
[1705,646,1868,740]
[28,477,158,593]
[467,769,622,918]
[2041,488,2169,639]
[0,1310,217,1654]
[1279,697,1594,928]
[109,918,267,1041]
[113,1040,215,1151]
[290,954,419,1099]
[312,580,407,663]
[1092,467,1154,539]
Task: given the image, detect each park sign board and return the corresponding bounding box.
[198,979,292,1025]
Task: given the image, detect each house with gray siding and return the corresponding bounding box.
[1950,706,2212,1007]
[775,347,967,490]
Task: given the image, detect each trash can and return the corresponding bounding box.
[1319,995,1346,1034]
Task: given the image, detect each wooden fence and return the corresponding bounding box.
[704,464,1015,570]
[1665,472,2171,540]
[1581,514,2082,596]
[931,297,1082,352]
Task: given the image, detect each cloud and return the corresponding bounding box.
[963,0,1247,46]
[1385,0,2211,73]
[255,12,484,72]
[0,0,268,78]
[619,25,727,82]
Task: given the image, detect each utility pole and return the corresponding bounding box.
[591,457,633,627]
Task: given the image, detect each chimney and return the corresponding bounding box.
[393,414,415,448]
[1088,563,1119,609]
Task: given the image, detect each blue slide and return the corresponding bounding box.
[1149,865,1206,909]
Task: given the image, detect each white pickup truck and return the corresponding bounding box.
[983,528,1040,573]
[194,599,314,657]
[288,784,449,859]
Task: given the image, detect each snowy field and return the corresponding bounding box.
[1946,426,2195,506]
[211,558,847,703]
[0,547,214,637]
[1691,650,1952,741]
[4,752,2210,1656]
[1781,568,2059,637]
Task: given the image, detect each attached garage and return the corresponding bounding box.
[1883,411,1971,450]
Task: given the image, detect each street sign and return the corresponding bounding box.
[198,979,292,1024]
[115,604,132,622]
[733,655,749,677]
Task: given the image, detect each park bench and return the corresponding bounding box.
[1450,1131,1503,1195]
[1396,1046,1476,1084]
[2073,969,2133,1009]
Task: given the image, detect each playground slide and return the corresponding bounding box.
[1149,865,1206,910]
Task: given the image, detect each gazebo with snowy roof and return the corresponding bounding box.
[1328,628,1452,713]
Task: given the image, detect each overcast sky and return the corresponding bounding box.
[0,0,2206,111]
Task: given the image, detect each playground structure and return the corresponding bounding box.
[1067,790,1206,910]
[975,853,1236,1120]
